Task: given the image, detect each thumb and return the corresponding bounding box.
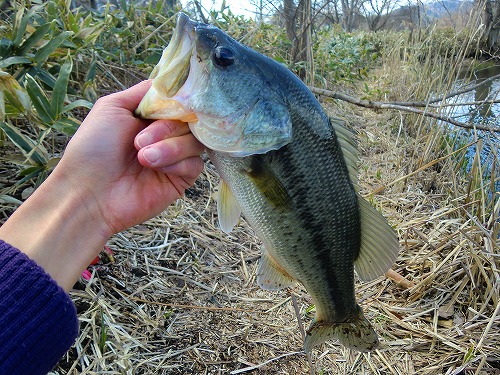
[106,80,153,112]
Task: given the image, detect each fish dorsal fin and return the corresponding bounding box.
[355,196,400,281]
[330,118,359,188]
[257,247,296,290]
[217,180,241,233]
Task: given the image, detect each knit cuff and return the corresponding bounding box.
[0,239,79,375]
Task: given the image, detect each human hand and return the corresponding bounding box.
[57,80,205,236]
[0,80,204,290]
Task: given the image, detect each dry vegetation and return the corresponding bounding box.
[43,68,499,374]
[1,4,498,374]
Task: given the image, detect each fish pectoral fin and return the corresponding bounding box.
[217,180,241,234]
[354,195,400,281]
[304,305,378,353]
[246,155,291,210]
[257,247,296,291]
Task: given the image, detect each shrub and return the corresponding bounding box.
[315,26,378,84]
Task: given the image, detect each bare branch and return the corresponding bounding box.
[309,86,500,133]
[429,100,500,108]
[381,73,500,107]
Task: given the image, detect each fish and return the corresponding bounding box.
[136,12,400,352]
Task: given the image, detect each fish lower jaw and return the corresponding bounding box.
[136,89,197,122]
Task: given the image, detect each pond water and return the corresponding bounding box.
[444,64,500,193]
[451,64,500,125]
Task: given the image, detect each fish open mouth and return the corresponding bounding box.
[150,13,194,97]
[136,13,197,121]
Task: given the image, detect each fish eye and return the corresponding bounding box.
[213,46,235,67]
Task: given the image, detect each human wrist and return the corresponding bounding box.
[0,171,111,291]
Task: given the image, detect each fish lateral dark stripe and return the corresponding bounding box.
[304,220,358,321]
[281,133,361,321]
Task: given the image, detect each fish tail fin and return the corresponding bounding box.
[303,305,379,353]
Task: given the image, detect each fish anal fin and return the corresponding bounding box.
[355,195,400,281]
[304,305,378,353]
[257,247,295,291]
[217,180,241,234]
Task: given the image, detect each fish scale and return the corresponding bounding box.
[136,12,400,352]
[208,114,360,324]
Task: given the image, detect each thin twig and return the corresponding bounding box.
[366,141,475,195]
[291,292,315,375]
[385,269,415,289]
[309,86,500,133]
[383,73,500,106]
[291,292,306,341]
[230,351,305,374]
[133,15,176,51]
[113,288,261,313]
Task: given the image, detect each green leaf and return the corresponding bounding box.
[0,37,14,58]
[46,0,59,21]
[0,195,23,205]
[34,168,48,189]
[51,55,73,117]
[17,166,45,186]
[86,53,97,82]
[19,165,43,176]
[52,117,80,135]
[2,85,31,115]
[0,56,31,69]
[17,22,53,56]
[0,120,49,165]
[13,7,28,47]
[13,6,43,47]
[83,83,97,103]
[99,310,108,353]
[0,91,4,121]
[25,74,54,123]
[61,99,93,114]
[46,157,61,171]
[27,66,57,89]
[75,24,104,42]
[34,31,73,64]
[67,10,79,33]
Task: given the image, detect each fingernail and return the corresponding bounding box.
[81,269,92,281]
[136,132,152,148]
[143,147,160,164]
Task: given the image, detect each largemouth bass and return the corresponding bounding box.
[136,13,399,352]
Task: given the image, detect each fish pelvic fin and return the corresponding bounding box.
[304,305,379,353]
[216,180,241,234]
[257,247,296,291]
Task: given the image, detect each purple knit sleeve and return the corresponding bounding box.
[0,239,79,374]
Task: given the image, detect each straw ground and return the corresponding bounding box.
[37,71,499,373]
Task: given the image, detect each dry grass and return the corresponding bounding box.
[1,18,497,373]
[42,87,499,374]
[0,4,497,372]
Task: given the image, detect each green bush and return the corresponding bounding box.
[0,1,96,193]
[315,26,378,84]
[0,1,381,197]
